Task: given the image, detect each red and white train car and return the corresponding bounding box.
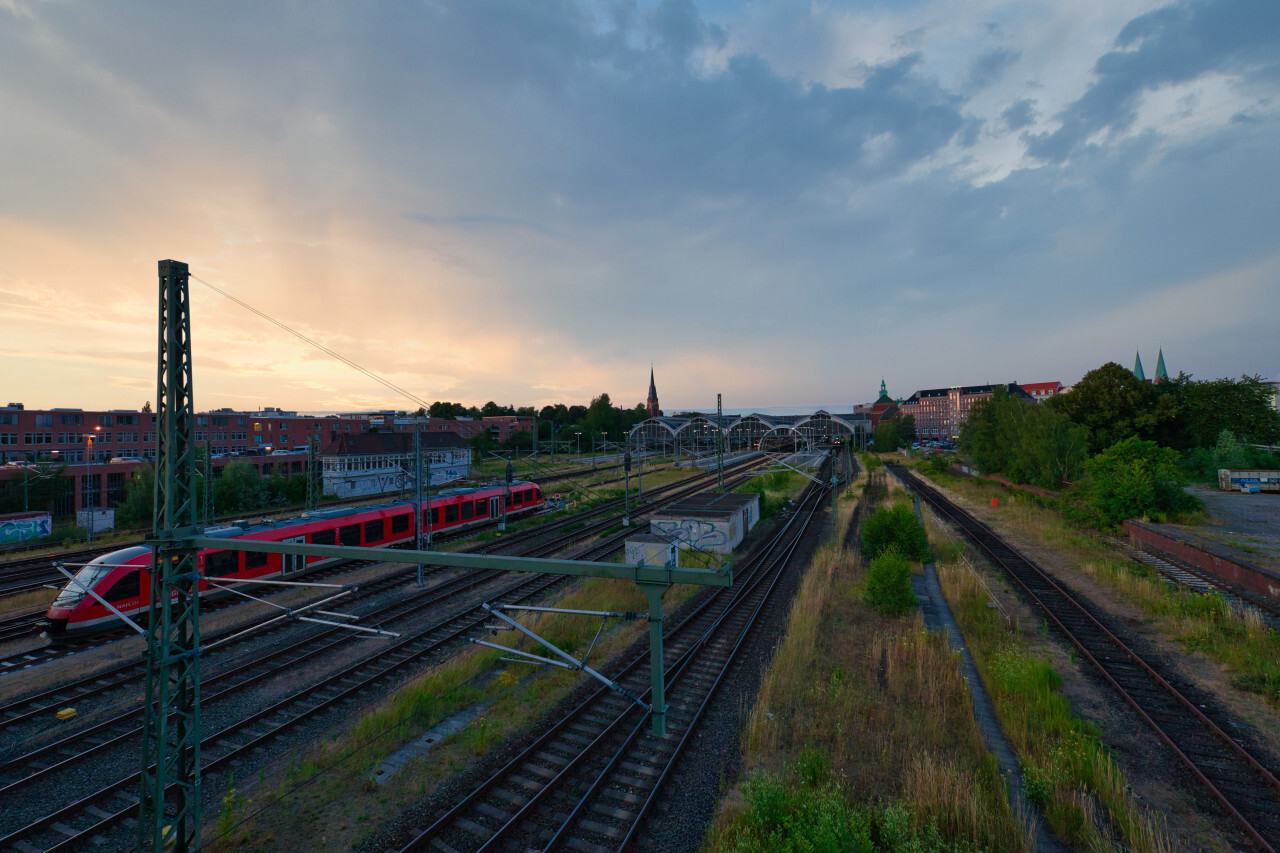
[46,480,542,638]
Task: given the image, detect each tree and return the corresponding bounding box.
[1050,362,1175,453]
[1159,374,1280,449]
[961,387,1088,488]
[872,420,900,452]
[115,464,156,528]
[893,414,916,443]
[214,461,273,513]
[1084,437,1201,527]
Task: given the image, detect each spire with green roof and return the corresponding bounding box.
[1133,352,1146,381]
[1155,349,1168,383]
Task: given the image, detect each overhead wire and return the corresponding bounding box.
[190,273,433,412]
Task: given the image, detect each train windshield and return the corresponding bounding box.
[52,546,151,606]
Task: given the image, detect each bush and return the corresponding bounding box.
[861,503,931,562]
[864,549,917,616]
[1085,437,1203,527]
[864,550,917,616]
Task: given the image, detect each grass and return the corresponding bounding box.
[933,558,1171,852]
[915,463,1280,707]
[706,494,1029,853]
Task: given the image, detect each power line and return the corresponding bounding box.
[191,273,434,412]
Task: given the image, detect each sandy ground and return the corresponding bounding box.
[1167,485,1280,568]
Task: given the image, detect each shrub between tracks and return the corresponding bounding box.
[707,501,1029,852]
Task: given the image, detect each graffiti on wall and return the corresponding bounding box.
[652,518,728,549]
[0,514,52,544]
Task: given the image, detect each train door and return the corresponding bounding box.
[282,535,306,575]
[489,496,500,518]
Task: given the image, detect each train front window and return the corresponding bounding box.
[53,563,114,606]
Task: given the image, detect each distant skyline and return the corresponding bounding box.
[2,1,1277,413]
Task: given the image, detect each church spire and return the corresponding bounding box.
[1133,352,1146,381]
[646,365,661,418]
[1155,349,1168,383]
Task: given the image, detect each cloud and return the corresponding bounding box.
[1026,0,1280,162]
[1002,98,1037,129]
[0,0,1276,412]
[967,47,1020,90]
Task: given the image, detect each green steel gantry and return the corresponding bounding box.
[141,260,203,852]
[141,259,731,850]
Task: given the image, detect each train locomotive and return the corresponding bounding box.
[46,480,542,638]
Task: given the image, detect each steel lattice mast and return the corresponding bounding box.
[141,259,203,851]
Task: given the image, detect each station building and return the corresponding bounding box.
[319,432,471,498]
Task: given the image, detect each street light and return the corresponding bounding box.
[86,426,101,544]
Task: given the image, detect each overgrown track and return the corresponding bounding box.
[890,463,1280,852]
[394,466,832,853]
[1109,536,1280,629]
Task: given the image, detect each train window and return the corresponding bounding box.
[445,504,458,524]
[364,519,384,542]
[206,550,240,576]
[391,514,410,534]
[474,499,486,517]
[312,529,336,546]
[340,524,361,547]
[461,501,474,521]
[105,571,141,602]
[245,550,269,570]
[431,507,440,525]
[512,490,523,505]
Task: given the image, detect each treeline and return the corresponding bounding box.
[410,393,650,451]
[956,363,1280,527]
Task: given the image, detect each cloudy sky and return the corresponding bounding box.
[2,0,1277,415]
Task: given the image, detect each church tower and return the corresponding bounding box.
[646,366,661,418]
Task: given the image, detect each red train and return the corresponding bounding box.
[46,480,542,638]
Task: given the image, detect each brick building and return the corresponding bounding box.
[899,383,1034,440]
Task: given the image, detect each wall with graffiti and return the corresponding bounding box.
[0,512,52,545]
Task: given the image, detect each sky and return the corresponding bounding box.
[1,0,1277,415]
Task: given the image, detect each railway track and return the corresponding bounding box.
[889,462,1280,852]
[0,463,766,850]
[1106,536,1280,630]
[0,458,754,687]
[0,459,756,678]
[393,466,831,852]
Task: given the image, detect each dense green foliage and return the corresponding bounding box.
[864,550,918,616]
[1048,363,1280,453]
[1183,429,1280,480]
[873,420,901,452]
[961,386,1088,488]
[950,361,1278,526]
[1048,362,1174,454]
[1083,437,1201,527]
[861,503,931,562]
[114,465,156,528]
[720,751,982,853]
